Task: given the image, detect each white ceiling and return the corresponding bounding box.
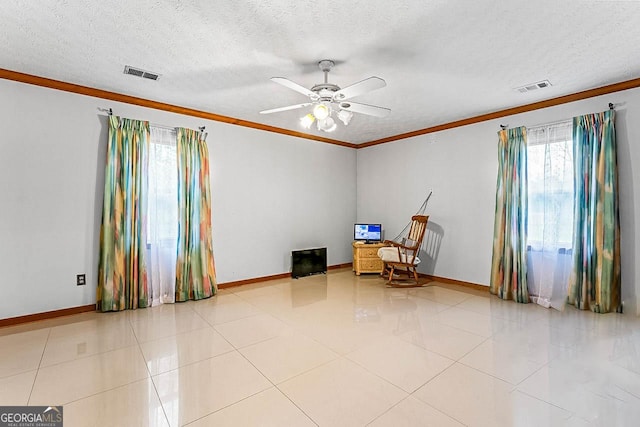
[2,0,640,144]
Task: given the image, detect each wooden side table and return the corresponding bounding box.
[352,242,386,275]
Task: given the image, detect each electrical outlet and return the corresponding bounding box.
[77,274,86,286]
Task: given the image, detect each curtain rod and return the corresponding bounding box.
[500,103,615,131]
[527,118,572,131]
[150,123,177,131]
[99,106,206,135]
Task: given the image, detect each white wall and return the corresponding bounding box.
[0,79,356,319]
[3,77,638,319]
[357,87,640,315]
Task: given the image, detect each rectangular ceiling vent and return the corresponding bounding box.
[514,80,552,93]
[124,65,160,81]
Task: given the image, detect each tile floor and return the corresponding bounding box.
[1,268,639,426]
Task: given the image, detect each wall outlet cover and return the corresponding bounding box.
[77,274,86,286]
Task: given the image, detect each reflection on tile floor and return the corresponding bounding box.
[1,268,639,426]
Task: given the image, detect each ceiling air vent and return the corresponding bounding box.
[124,65,160,81]
[142,71,159,80]
[514,80,552,93]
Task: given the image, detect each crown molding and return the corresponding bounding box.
[3,68,640,149]
[359,77,640,148]
[0,68,357,148]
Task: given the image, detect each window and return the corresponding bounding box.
[527,121,574,250]
[147,126,178,305]
[526,120,573,308]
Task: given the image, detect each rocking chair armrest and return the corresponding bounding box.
[385,241,417,251]
[383,240,403,249]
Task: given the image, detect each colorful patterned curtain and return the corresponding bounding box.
[97,116,150,311]
[490,127,529,303]
[175,128,217,301]
[568,110,621,313]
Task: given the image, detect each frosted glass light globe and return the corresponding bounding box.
[313,103,330,120]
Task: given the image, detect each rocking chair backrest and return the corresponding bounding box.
[406,215,429,249]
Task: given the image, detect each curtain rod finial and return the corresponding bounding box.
[609,103,614,110]
[500,124,508,130]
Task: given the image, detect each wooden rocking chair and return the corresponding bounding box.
[378,215,429,287]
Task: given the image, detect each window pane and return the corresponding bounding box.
[148,128,178,244]
[527,122,573,250]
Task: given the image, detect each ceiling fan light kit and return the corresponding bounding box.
[260,59,390,133]
[300,113,315,129]
[313,103,330,120]
[317,117,337,132]
[337,109,353,125]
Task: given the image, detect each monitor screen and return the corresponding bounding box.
[354,223,382,242]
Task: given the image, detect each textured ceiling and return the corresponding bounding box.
[2,0,640,144]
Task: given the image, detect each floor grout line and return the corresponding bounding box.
[26,327,52,405]
[232,338,321,426]
[132,315,171,427]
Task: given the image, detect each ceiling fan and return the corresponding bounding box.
[260,60,390,132]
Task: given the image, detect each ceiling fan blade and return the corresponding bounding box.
[259,102,312,114]
[332,77,386,101]
[339,101,391,118]
[270,77,318,99]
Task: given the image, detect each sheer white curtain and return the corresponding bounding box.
[526,121,573,309]
[147,126,178,306]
